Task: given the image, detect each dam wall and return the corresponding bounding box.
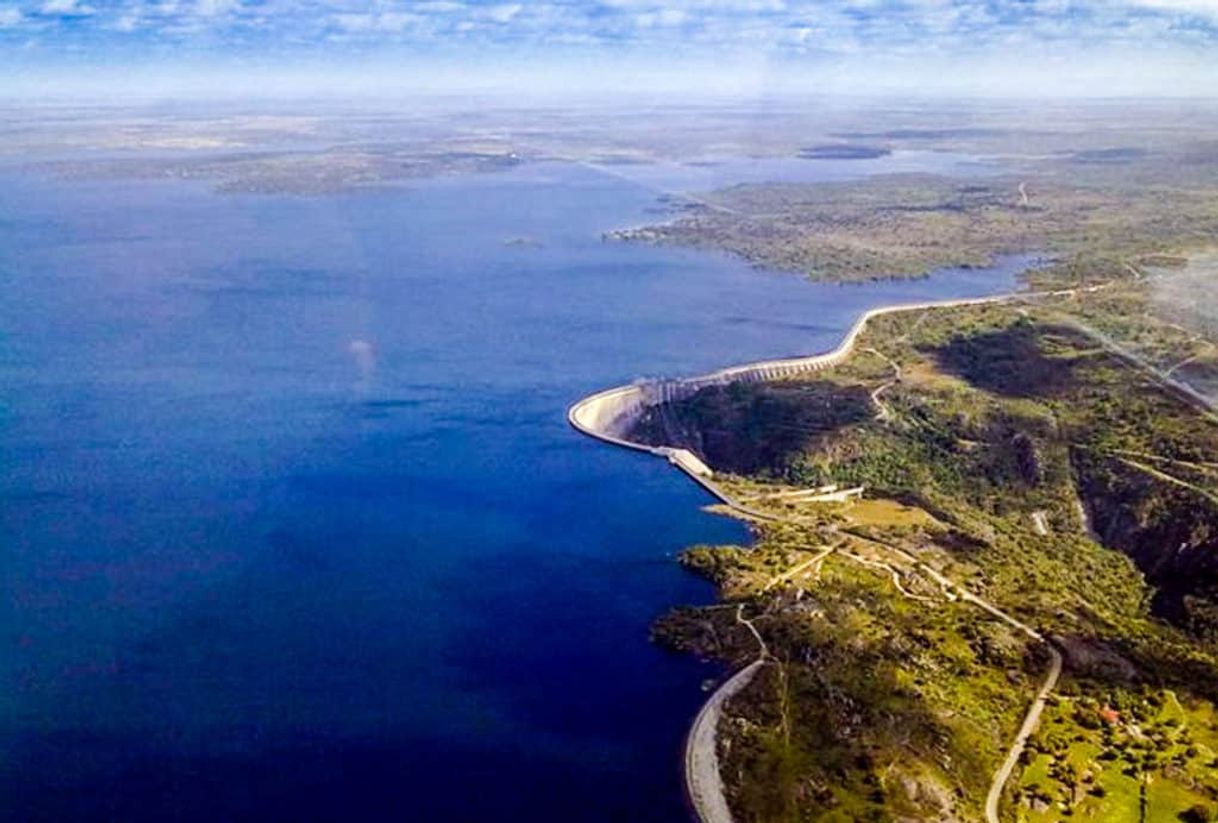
[566,384,658,453]
[568,292,1019,454]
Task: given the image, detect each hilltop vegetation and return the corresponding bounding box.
[630,382,873,475]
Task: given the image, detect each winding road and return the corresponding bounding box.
[684,655,766,823]
[683,596,778,823]
[863,346,902,422]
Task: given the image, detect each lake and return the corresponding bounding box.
[0,158,1022,821]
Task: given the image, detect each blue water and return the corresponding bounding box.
[586,148,995,194]
[0,161,1021,821]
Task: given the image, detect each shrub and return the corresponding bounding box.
[1179,804,1213,823]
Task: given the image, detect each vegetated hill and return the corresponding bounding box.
[923,310,1218,641]
[629,381,872,475]
[651,306,1218,642]
[651,297,1218,821]
[1075,451,1218,643]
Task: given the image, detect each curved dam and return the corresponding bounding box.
[568,292,1027,459]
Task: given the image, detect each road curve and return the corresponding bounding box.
[985,644,1063,823]
[684,659,765,823]
[849,532,1065,823]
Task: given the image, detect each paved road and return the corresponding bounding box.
[684,659,764,823]
[1060,316,1218,420]
[984,643,1064,823]
[702,518,1063,823]
[840,550,935,603]
[762,547,833,593]
[863,346,902,422]
[685,605,768,823]
[849,532,1064,823]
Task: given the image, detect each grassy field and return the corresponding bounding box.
[1016,690,1218,822]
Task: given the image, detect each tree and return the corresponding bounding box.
[1179,804,1213,823]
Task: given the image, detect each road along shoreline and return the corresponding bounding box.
[567,286,1081,823]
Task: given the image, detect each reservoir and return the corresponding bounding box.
[0,158,1021,821]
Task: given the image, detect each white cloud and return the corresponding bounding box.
[40,0,93,16]
[3,0,1218,100]
[600,0,781,8]
[380,12,420,30]
[332,13,374,31]
[333,11,421,32]
[485,3,521,23]
[1125,0,1218,14]
[635,8,687,27]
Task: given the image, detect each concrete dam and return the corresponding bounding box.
[567,294,1010,460]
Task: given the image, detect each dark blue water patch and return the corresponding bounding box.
[7,725,702,822]
[1,161,1021,822]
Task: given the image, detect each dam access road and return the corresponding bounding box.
[567,287,1091,823]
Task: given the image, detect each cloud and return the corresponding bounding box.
[484,3,522,23]
[7,0,1218,50]
[1126,0,1218,16]
[635,9,687,27]
[2,0,1217,100]
[333,11,421,32]
[39,0,94,16]
[194,0,238,17]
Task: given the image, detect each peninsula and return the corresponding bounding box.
[572,120,1218,822]
[572,266,1218,821]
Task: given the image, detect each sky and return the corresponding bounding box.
[2,0,1218,98]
